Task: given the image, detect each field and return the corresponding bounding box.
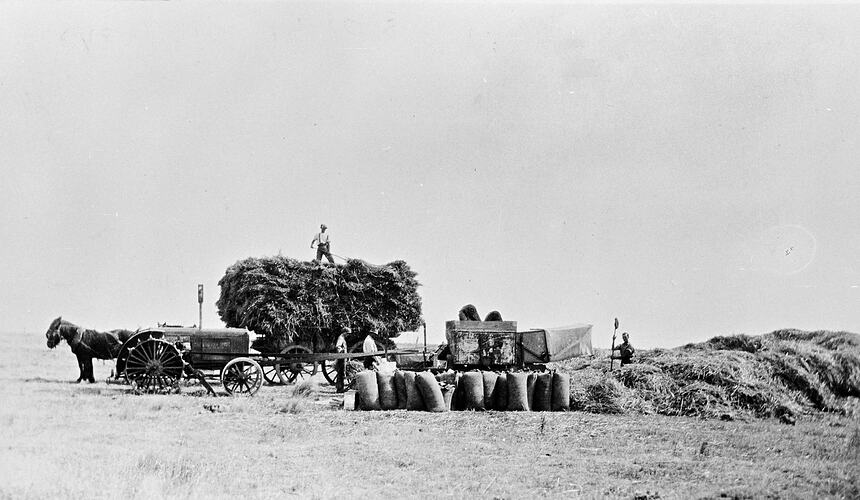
[1,331,858,499]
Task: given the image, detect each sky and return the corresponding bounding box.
[1,2,858,348]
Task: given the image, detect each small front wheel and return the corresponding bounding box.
[221,357,263,396]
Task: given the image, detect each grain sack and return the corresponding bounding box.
[393,370,408,410]
[527,372,537,411]
[377,371,398,410]
[356,371,381,410]
[482,371,499,410]
[506,372,529,411]
[532,372,553,411]
[416,371,447,412]
[403,371,425,411]
[492,372,508,410]
[461,372,485,410]
[551,372,571,411]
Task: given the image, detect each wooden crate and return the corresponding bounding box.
[445,320,517,366]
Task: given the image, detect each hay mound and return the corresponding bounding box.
[216,256,422,350]
[553,329,860,420]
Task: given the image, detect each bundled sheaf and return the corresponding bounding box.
[216,256,422,350]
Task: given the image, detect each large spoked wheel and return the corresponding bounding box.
[260,356,286,385]
[319,344,368,389]
[321,357,340,386]
[123,338,184,394]
[221,357,263,396]
[276,344,317,383]
[116,330,165,379]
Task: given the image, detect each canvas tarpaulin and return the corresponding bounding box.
[520,324,593,363]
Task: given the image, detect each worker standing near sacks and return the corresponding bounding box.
[362,328,379,369]
[335,327,349,392]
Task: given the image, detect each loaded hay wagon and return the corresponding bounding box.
[212,255,425,391]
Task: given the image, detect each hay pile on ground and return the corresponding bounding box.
[216,256,422,351]
[553,329,860,421]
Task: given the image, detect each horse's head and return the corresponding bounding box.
[46,316,63,349]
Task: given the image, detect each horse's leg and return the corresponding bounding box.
[85,357,95,383]
[75,354,85,383]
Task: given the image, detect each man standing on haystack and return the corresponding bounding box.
[310,224,335,264]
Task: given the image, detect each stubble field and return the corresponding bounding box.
[0,332,857,499]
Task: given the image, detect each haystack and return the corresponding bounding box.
[553,329,860,421]
[216,256,422,351]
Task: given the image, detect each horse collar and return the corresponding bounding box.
[63,324,82,348]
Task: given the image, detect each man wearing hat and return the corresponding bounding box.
[335,327,350,392]
[310,224,334,264]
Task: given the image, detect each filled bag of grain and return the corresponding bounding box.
[492,372,508,410]
[356,370,381,410]
[460,372,485,410]
[506,372,529,411]
[403,371,425,411]
[416,371,447,412]
[482,371,499,410]
[393,370,408,410]
[527,372,538,411]
[532,372,553,411]
[551,372,571,411]
[377,371,398,410]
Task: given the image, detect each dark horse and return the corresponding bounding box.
[45,317,134,383]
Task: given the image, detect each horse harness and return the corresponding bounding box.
[61,324,103,358]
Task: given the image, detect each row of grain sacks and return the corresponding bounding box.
[354,370,570,412]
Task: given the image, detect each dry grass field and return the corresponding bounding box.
[1,331,857,499]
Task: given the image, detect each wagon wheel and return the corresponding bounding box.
[220,357,263,396]
[275,344,317,383]
[123,338,184,394]
[116,330,164,379]
[260,356,285,385]
[320,357,339,386]
[320,356,363,388]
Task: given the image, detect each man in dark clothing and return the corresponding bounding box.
[612,332,635,366]
[335,327,350,392]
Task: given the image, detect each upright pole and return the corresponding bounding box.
[197,284,204,331]
[610,318,619,370]
[422,322,427,366]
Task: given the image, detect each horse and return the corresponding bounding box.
[45,317,135,383]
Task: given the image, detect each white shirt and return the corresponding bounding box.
[313,232,330,245]
[335,334,347,353]
[362,335,377,353]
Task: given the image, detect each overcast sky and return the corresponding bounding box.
[1,2,858,348]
